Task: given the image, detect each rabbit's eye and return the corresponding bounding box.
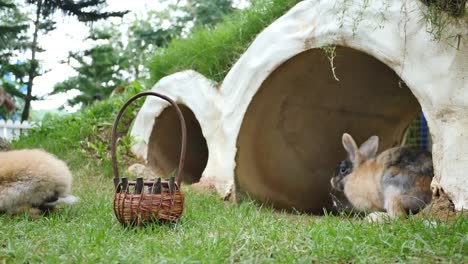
[340,167,351,175]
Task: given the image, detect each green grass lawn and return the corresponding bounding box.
[0,156,466,263]
[2,83,466,264]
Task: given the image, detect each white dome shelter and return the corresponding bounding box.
[131,0,468,213]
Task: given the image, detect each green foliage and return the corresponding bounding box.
[119,0,238,83]
[0,0,27,53]
[192,0,235,26]
[2,60,41,95]
[121,1,238,83]
[55,1,238,108]
[0,0,29,116]
[14,0,128,121]
[52,28,129,107]
[171,0,236,27]
[52,11,184,107]
[12,82,144,172]
[420,0,467,42]
[0,60,38,119]
[420,0,467,17]
[0,82,25,118]
[123,10,185,80]
[148,0,302,85]
[25,0,128,22]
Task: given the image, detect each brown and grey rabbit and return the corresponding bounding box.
[0,149,79,218]
[330,133,433,219]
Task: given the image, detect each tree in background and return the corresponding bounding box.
[179,0,235,27]
[0,62,31,119]
[123,0,237,82]
[0,0,28,118]
[0,0,27,61]
[125,0,237,77]
[53,0,237,108]
[52,27,130,107]
[125,10,184,80]
[52,11,181,106]
[18,0,128,121]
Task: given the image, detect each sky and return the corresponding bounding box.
[28,0,167,112]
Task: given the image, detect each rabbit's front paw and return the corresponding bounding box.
[365,212,389,223]
[431,179,443,197]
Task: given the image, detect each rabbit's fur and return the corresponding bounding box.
[0,149,79,218]
[331,133,433,218]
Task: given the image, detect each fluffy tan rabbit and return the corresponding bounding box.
[0,149,79,218]
[331,133,433,219]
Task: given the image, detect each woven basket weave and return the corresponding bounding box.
[111,91,187,226]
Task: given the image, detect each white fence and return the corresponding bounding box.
[0,119,35,141]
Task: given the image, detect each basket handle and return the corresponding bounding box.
[111,91,187,189]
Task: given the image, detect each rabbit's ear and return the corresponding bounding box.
[342,133,358,163]
[359,135,379,159]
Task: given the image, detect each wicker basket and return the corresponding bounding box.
[111,91,187,226]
